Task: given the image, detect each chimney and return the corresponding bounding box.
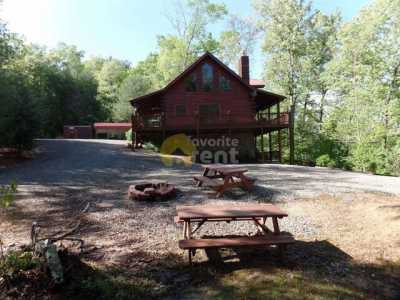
[238,52,250,84]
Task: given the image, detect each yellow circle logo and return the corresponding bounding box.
[160,134,196,167]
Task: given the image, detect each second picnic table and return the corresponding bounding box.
[193,164,256,197]
[175,203,295,264]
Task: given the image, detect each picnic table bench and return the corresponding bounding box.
[175,204,295,264]
[193,164,257,197]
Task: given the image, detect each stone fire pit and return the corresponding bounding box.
[128,182,176,201]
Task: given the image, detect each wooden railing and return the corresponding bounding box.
[133,112,289,130]
[256,112,289,126]
[133,113,163,129]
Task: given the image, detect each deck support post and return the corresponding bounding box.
[289,105,295,165]
[268,107,272,161]
[277,103,281,163]
[260,128,264,163]
[161,112,166,141]
[278,129,282,163]
[195,111,200,140]
[268,132,272,162]
[131,114,135,151]
[227,110,232,138]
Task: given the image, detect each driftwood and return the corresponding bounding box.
[31,202,90,284]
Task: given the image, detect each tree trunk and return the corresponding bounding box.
[319,90,327,127]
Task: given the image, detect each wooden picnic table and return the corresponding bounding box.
[193,164,256,197]
[175,204,295,264]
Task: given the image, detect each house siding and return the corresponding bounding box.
[163,57,255,129]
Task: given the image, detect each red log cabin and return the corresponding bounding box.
[130,52,291,163]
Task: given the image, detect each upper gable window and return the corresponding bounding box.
[202,63,213,91]
[219,76,231,91]
[185,73,197,92]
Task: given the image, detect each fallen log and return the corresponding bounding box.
[30,202,90,284]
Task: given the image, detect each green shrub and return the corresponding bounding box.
[0,251,39,277]
[143,142,158,152]
[316,154,336,168]
[0,181,17,208]
[367,162,377,174]
[125,129,132,141]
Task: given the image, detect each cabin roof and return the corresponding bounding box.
[130,52,285,108]
[94,123,132,130]
[254,89,286,110]
[250,79,265,88]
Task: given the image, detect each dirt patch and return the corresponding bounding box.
[283,192,400,263]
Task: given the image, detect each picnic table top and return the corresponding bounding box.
[201,164,248,175]
[176,204,288,220]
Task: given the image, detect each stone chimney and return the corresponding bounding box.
[238,52,250,84]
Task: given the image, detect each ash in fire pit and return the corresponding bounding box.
[128,182,176,201]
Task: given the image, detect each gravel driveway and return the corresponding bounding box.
[1,139,399,196]
[1,139,399,299]
[0,138,399,264]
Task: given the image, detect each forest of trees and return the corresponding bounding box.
[0,0,399,176]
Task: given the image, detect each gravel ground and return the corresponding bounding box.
[0,139,399,266]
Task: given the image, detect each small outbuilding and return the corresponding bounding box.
[63,125,93,139]
[93,123,131,139]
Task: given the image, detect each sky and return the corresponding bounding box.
[1,0,371,78]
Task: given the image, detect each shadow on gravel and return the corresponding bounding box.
[59,239,400,300]
[378,205,400,221]
[175,240,400,300]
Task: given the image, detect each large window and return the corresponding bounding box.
[219,76,231,91]
[185,73,197,91]
[199,103,219,117]
[202,63,213,91]
[175,104,186,117]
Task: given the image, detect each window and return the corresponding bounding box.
[219,76,231,91]
[176,104,186,117]
[202,63,213,91]
[185,73,197,91]
[199,104,219,117]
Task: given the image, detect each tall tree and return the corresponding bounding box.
[113,72,152,121]
[166,0,227,65]
[304,11,341,126]
[255,0,314,163]
[94,58,130,119]
[219,15,261,67]
[325,0,400,174]
[155,0,227,85]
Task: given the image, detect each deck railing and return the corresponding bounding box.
[256,112,289,126]
[133,112,289,130]
[133,113,163,129]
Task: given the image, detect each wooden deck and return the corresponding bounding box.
[132,112,289,132]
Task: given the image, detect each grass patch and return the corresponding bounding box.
[0,250,40,277]
[60,254,170,300]
[185,268,367,300]
[177,244,400,300]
